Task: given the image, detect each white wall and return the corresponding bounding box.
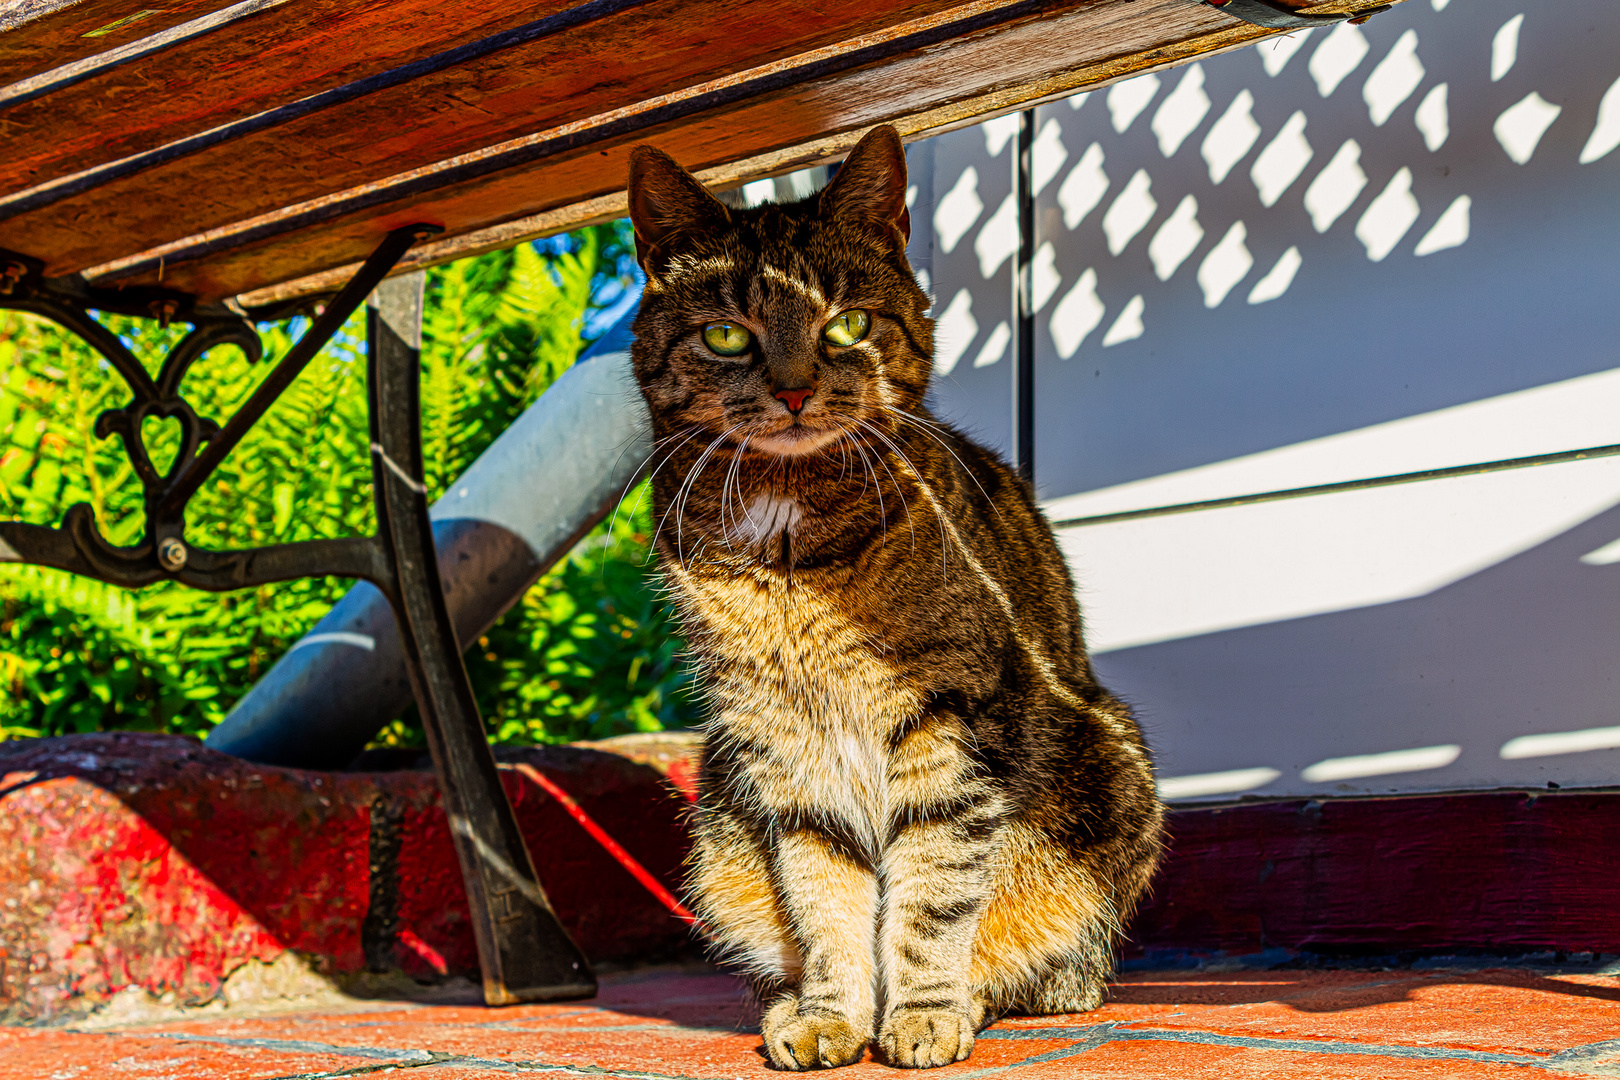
[911,0,1620,801]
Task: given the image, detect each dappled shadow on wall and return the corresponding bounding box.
[1024,0,1620,358]
[921,0,1620,492]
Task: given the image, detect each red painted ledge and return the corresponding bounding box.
[0,732,696,1024]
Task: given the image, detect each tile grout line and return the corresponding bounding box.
[948,1030,1119,1079]
[131,1031,748,1080]
[982,1022,1596,1068]
[146,1031,436,1061]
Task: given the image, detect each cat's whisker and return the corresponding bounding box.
[833,417,877,501]
[846,416,921,555]
[667,438,724,563]
[832,419,891,548]
[824,416,869,497]
[666,423,747,564]
[882,406,1007,524]
[718,446,742,544]
[630,425,710,569]
[653,432,719,558]
[611,420,703,499]
[720,430,756,545]
[873,415,953,578]
[610,423,702,543]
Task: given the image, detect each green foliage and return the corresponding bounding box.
[418,233,601,495]
[0,223,698,747]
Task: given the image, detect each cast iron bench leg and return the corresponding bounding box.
[366,273,596,1005]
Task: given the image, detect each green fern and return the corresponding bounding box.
[0,222,700,747]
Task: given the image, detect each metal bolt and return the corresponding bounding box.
[0,263,23,296]
[149,298,178,328]
[157,537,188,571]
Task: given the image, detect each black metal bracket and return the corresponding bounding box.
[0,226,596,1004]
[1203,0,1391,30]
[0,232,419,591]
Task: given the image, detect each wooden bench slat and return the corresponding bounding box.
[1,0,1394,302]
[92,0,1264,303]
[1,0,576,194]
[0,0,229,85]
[5,0,987,276]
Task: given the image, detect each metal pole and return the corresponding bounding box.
[1011,107,1037,487]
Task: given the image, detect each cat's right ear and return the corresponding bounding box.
[627,146,732,278]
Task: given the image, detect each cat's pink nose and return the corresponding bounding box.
[775,387,814,414]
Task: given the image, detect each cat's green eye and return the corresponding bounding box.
[702,322,752,357]
[822,309,870,347]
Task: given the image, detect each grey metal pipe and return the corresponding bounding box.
[206,306,650,769]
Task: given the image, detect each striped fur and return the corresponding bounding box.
[626,126,1163,1070]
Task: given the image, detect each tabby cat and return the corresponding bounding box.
[625,125,1163,1071]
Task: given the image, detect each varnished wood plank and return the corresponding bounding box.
[0,0,577,192]
[0,0,226,85]
[2,0,980,273]
[93,0,1296,302]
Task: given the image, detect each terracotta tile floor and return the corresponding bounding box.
[6,965,1620,1079]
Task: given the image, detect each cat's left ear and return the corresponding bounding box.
[819,125,911,251]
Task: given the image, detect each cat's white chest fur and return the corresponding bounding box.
[731,493,802,547]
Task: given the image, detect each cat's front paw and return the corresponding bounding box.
[763,996,868,1070]
[877,1008,974,1068]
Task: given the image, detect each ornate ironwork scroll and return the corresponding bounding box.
[0,229,425,592]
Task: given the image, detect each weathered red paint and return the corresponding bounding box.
[0,733,694,1024]
[383,745,696,984]
[0,736,370,1023]
[509,762,698,925]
